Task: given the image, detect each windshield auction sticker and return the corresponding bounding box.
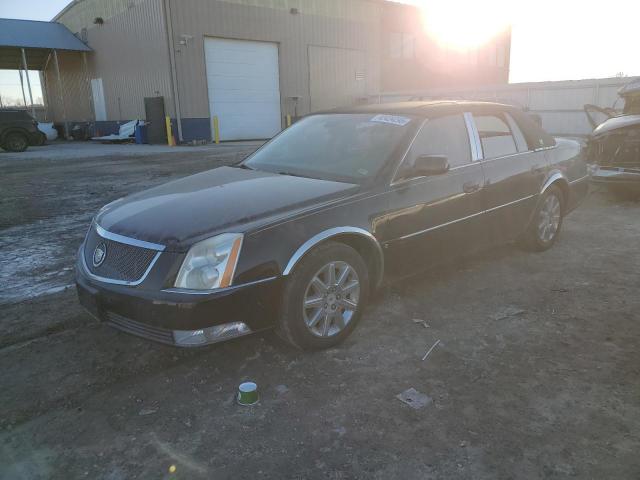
[370,114,411,127]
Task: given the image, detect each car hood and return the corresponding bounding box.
[592,114,640,137]
[96,166,358,251]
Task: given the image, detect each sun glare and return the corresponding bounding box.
[418,0,512,50]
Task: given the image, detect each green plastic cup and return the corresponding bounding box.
[237,382,259,406]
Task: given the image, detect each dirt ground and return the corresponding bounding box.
[1,144,639,479]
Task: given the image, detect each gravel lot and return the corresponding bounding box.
[1,143,639,479]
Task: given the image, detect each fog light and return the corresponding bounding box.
[173,322,251,346]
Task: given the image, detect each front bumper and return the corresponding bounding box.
[76,257,283,347]
[590,166,640,187]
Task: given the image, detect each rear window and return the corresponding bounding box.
[509,109,556,149]
[474,114,518,159]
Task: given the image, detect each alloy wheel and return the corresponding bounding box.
[302,261,360,337]
[538,194,561,243]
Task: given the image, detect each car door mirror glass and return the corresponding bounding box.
[412,154,449,177]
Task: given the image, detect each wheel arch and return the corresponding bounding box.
[541,172,570,213]
[282,227,384,290]
[1,128,29,143]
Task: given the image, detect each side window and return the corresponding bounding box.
[474,114,518,159]
[404,114,471,172]
[504,113,529,152]
[509,109,557,149]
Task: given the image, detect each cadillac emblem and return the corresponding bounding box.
[92,243,107,267]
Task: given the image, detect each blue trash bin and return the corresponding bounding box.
[135,124,148,144]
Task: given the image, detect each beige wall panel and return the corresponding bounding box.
[85,0,173,120]
[57,0,148,34]
[309,46,366,111]
[167,0,381,119]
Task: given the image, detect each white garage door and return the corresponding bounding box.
[204,38,282,141]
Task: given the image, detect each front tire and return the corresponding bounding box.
[277,242,369,350]
[2,132,29,152]
[520,185,564,251]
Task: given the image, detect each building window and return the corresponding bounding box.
[390,32,415,59]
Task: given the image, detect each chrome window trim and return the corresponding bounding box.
[464,112,483,161]
[478,150,537,164]
[385,194,537,244]
[389,118,429,186]
[282,226,384,286]
[81,247,162,286]
[95,223,166,252]
[504,112,530,153]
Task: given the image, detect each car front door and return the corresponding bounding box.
[380,113,487,279]
[471,110,548,244]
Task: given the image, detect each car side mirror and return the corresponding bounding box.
[412,154,450,177]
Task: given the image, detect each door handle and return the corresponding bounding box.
[463,181,481,193]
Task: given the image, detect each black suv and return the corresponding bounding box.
[0,109,46,152]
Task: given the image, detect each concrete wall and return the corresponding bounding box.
[378,77,633,137]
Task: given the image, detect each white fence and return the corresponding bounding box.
[377,76,635,137]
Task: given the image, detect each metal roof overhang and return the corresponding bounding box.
[0,18,91,70]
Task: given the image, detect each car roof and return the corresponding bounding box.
[325,100,516,117]
[0,109,31,114]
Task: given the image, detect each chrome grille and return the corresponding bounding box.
[83,225,158,283]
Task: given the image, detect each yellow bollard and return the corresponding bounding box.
[165,116,175,146]
[213,116,220,144]
[286,115,292,128]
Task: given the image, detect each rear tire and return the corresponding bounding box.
[33,132,46,146]
[519,185,564,252]
[2,132,29,152]
[277,242,369,350]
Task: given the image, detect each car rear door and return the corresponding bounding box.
[381,113,487,278]
[470,109,548,244]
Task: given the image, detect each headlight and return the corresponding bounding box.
[174,233,243,290]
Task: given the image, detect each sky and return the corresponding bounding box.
[0,0,638,105]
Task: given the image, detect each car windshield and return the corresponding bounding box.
[243,113,419,183]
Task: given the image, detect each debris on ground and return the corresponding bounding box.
[412,318,430,328]
[489,306,526,321]
[275,384,289,395]
[138,407,157,416]
[396,388,432,410]
[422,339,441,361]
[237,382,259,406]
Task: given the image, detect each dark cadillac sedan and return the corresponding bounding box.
[76,101,588,349]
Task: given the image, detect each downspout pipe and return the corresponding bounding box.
[163,0,183,142]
